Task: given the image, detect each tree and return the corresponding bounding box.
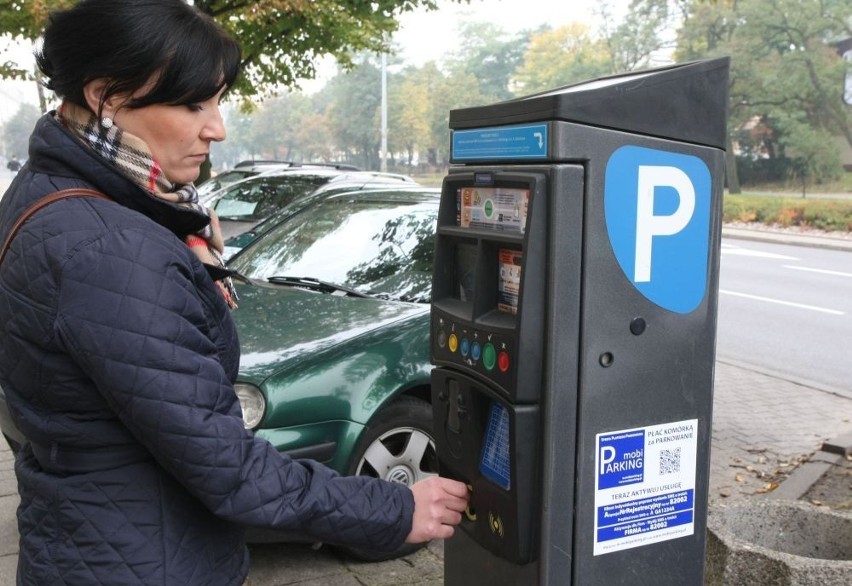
[778,118,842,197]
[444,21,530,102]
[675,0,744,192]
[513,23,612,94]
[599,0,680,72]
[427,68,489,165]
[325,57,383,169]
[675,0,852,192]
[210,104,256,167]
[248,93,316,159]
[0,0,469,99]
[388,65,433,166]
[738,0,852,147]
[293,110,335,163]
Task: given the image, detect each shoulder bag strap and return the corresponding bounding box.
[0,188,111,267]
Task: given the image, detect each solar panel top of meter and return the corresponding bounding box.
[449,58,729,154]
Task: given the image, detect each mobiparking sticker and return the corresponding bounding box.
[593,419,698,556]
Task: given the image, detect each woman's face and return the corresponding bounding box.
[111,87,227,184]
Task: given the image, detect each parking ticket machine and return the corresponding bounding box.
[430,58,730,585]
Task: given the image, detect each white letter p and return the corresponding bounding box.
[600,446,616,474]
[634,166,696,283]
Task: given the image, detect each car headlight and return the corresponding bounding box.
[234,383,265,430]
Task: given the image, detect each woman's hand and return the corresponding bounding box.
[405,476,469,543]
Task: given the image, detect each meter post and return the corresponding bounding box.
[430,57,730,586]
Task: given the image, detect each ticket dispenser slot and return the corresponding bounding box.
[432,369,539,563]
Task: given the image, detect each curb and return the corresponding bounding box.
[768,432,852,501]
[722,226,852,253]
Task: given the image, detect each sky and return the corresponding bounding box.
[394,0,611,66]
[0,37,38,125]
[0,0,621,124]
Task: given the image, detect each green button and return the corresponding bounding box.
[483,343,497,370]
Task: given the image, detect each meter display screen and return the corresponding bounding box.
[457,187,529,233]
[480,401,511,490]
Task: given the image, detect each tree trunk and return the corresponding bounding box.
[725,135,740,194]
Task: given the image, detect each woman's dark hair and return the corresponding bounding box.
[35,0,241,115]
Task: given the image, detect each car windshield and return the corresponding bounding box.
[212,175,332,221]
[197,170,253,198]
[229,198,437,303]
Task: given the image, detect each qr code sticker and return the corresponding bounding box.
[659,447,681,475]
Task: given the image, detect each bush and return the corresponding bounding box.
[736,158,793,185]
[723,194,852,232]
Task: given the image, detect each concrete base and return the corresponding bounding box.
[705,499,852,585]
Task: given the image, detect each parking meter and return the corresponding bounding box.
[430,58,729,585]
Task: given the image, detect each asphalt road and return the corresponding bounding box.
[717,236,852,393]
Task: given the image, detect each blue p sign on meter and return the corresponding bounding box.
[604,145,712,314]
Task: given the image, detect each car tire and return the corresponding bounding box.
[338,396,438,562]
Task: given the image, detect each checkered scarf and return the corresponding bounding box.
[57,102,237,309]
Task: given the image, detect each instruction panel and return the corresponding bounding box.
[458,187,529,233]
[593,419,698,556]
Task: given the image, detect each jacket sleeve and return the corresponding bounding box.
[53,226,414,551]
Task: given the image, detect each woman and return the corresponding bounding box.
[0,1,467,585]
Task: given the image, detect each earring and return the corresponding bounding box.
[101,117,114,129]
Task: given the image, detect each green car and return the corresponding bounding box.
[227,187,441,558]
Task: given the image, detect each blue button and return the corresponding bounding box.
[460,338,470,357]
[471,342,481,361]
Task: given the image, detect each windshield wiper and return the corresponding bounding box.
[267,276,371,298]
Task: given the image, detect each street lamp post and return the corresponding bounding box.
[380,51,388,172]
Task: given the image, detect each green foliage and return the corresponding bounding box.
[676,0,852,187]
[387,65,433,162]
[0,0,462,98]
[513,23,612,94]
[248,93,323,160]
[425,69,488,164]
[444,21,529,102]
[512,0,677,95]
[325,56,383,169]
[0,1,73,79]
[777,118,844,193]
[724,193,852,231]
[601,0,675,72]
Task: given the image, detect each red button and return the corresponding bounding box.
[498,351,510,372]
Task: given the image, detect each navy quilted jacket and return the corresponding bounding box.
[0,115,414,586]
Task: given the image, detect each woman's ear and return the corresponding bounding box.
[81,79,113,118]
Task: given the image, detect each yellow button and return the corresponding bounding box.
[448,333,459,353]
